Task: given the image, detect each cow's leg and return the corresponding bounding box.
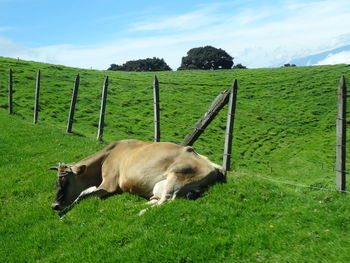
[147,179,166,202]
[60,172,120,217]
[137,179,167,216]
[73,186,111,203]
[74,174,121,204]
[59,186,113,217]
[156,173,183,205]
[137,175,180,216]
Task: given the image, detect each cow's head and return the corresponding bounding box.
[49,163,86,210]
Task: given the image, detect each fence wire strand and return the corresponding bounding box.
[235,171,350,194]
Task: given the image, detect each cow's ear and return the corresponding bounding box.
[72,165,86,175]
[49,167,58,171]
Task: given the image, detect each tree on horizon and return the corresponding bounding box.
[178,46,234,70]
[108,57,172,72]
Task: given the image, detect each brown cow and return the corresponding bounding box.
[50,140,225,214]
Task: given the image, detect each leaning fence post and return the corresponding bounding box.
[182,89,231,146]
[222,79,238,172]
[8,69,13,114]
[97,76,109,141]
[336,75,347,192]
[33,70,41,124]
[153,75,160,142]
[66,74,80,133]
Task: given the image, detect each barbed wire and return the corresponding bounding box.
[236,156,334,168]
[108,77,232,88]
[239,91,338,100]
[159,81,230,88]
[235,170,350,194]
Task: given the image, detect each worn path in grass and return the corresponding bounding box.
[1,111,350,262]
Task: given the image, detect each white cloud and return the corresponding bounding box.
[126,0,350,68]
[316,51,350,65]
[130,4,223,32]
[9,37,192,70]
[0,37,23,54]
[333,33,350,47]
[1,0,350,69]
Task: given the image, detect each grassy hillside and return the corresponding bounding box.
[1,111,350,263]
[1,57,350,187]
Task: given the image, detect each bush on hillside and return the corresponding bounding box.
[178,46,234,70]
[107,57,172,72]
[233,63,247,69]
[283,63,296,67]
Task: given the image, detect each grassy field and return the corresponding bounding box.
[1,57,350,262]
[1,111,350,263]
[1,57,350,186]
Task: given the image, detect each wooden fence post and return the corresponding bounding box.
[66,74,80,133]
[153,75,160,142]
[8,69,13,114]
[97,76,109,140]
[182,89,231,146]
[336,75,347,192]
[222,79,238,172]
[33,70,40,124]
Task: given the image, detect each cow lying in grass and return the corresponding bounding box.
[50,140,226,215]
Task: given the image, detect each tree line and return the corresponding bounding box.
[107,46,247,72]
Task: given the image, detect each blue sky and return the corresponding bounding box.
[1,0,350,69]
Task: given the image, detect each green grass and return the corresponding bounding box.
[1,112,350,262]
[1,57,350,262]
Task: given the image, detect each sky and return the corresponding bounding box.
[1,0,350,70]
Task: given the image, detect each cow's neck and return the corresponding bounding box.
[72,144,112,193]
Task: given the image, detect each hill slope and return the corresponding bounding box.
[1,111,350,262]
[1,57,350,188]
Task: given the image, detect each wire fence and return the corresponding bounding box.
[1,67,348,192]
[235,170,350,194]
